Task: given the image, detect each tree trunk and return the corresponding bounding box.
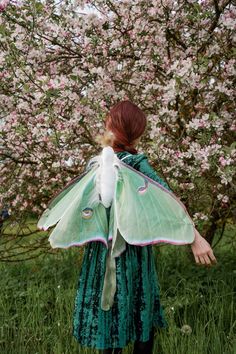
[204,220,218,246]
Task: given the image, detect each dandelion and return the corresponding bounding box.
[180,324,192,335]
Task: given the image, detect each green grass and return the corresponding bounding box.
[0,224,235,354]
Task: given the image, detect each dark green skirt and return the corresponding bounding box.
[72,241,168,350]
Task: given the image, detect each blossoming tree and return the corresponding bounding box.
[0,0,235,260]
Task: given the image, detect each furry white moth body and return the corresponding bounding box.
[88,146,119,209]
[99,146,118,208]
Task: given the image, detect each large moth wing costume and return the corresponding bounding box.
[37,147,195,311]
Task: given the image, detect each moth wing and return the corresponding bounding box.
[114,162,195,246]
[37,168,95,231]
[37,166,108,249]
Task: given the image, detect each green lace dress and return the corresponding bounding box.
[72,151,172,350]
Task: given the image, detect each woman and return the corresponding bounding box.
[72,100,217,354]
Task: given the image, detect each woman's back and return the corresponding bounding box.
[72,151,169,351]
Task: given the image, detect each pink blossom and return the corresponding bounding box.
[217,194,229,205]
[219,156,232,166]
[219,156,227,166]
[0,0,234,229]
[174,151,181,158]
[47,79,55,89]
[0,0,10,12]
[222,196,229,203]
[192,213,209,222]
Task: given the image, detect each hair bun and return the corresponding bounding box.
[102,100,146,155]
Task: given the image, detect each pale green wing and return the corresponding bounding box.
[43,171,87,211]
[108,201,126,258]
[37,166,109,249]
[48,195,108,249]
[114,162,195,246]
[37,167,95,231]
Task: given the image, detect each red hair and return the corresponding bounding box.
[105,100,147,154]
